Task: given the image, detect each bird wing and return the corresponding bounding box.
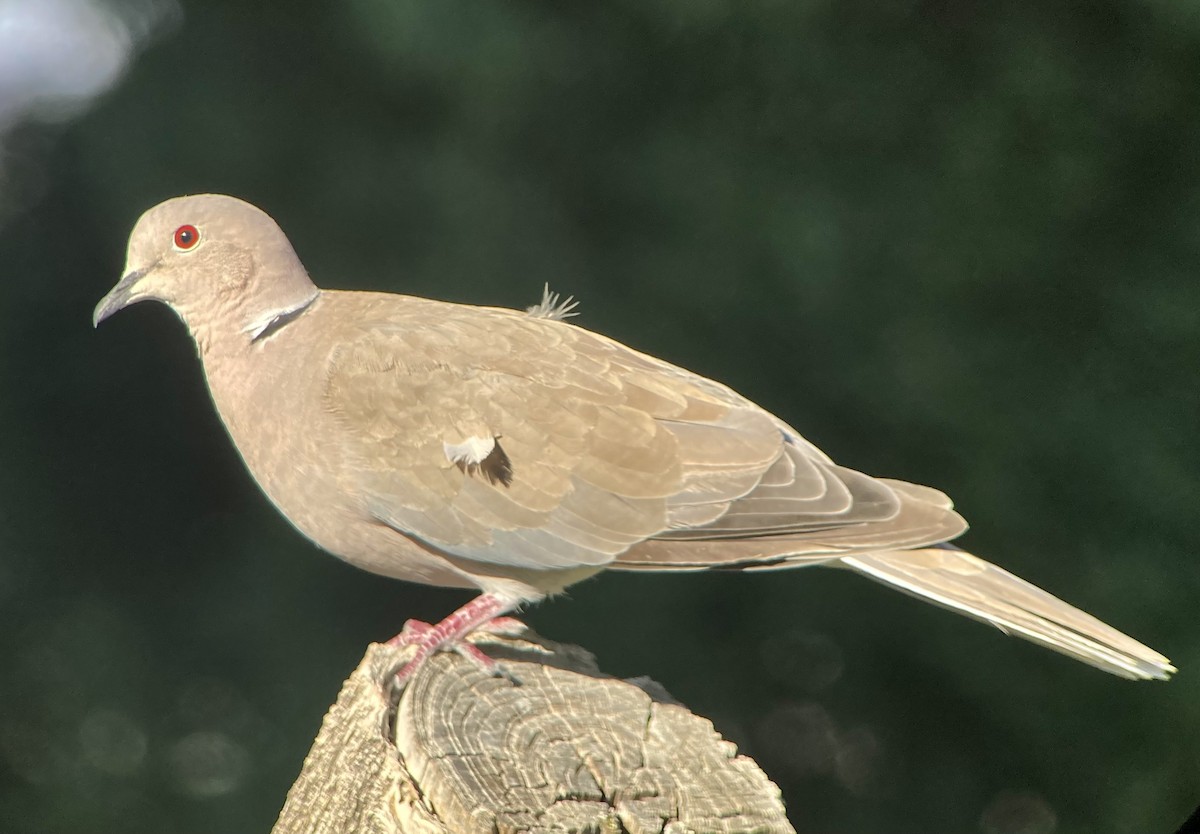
[320,295,964,572]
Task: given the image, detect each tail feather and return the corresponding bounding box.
[840,547,1174,681]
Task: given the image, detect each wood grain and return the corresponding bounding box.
[273,629,794,834]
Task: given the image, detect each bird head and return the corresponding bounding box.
[93,194,318,343]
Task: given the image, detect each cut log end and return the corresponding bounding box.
[273,629,795,834]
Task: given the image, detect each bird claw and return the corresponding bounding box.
[387,614,526,647]
[387,611,527,687]
[391,636,521,687]
[450,641,525,686]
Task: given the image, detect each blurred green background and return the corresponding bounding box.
[0,0,1197,832]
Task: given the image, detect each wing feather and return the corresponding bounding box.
[321,295,965,573]
[839,547,1174,680]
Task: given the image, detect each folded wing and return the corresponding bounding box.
[319,297,964,573]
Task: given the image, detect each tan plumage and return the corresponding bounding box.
[94,194,1174,681]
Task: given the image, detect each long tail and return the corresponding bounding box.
[840,546,1174,680]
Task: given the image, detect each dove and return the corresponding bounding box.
[93,194,1174,682]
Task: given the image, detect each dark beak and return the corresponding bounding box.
[93,266,152,328]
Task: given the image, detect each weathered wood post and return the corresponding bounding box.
[272,628,794,834]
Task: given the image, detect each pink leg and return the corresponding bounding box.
[392,619,434,641]
[390,614,524,643]
[387,593,522,686]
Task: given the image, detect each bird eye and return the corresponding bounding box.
[173,224,200,250]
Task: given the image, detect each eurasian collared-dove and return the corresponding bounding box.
[93,194,1174,681]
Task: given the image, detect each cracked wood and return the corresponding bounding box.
[272,630,795,834]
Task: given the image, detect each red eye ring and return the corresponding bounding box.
[173,224,200,250]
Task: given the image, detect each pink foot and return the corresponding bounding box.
[386,594,522,687]
[388,618,435,644]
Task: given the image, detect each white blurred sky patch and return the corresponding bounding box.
[0,0,179,131]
